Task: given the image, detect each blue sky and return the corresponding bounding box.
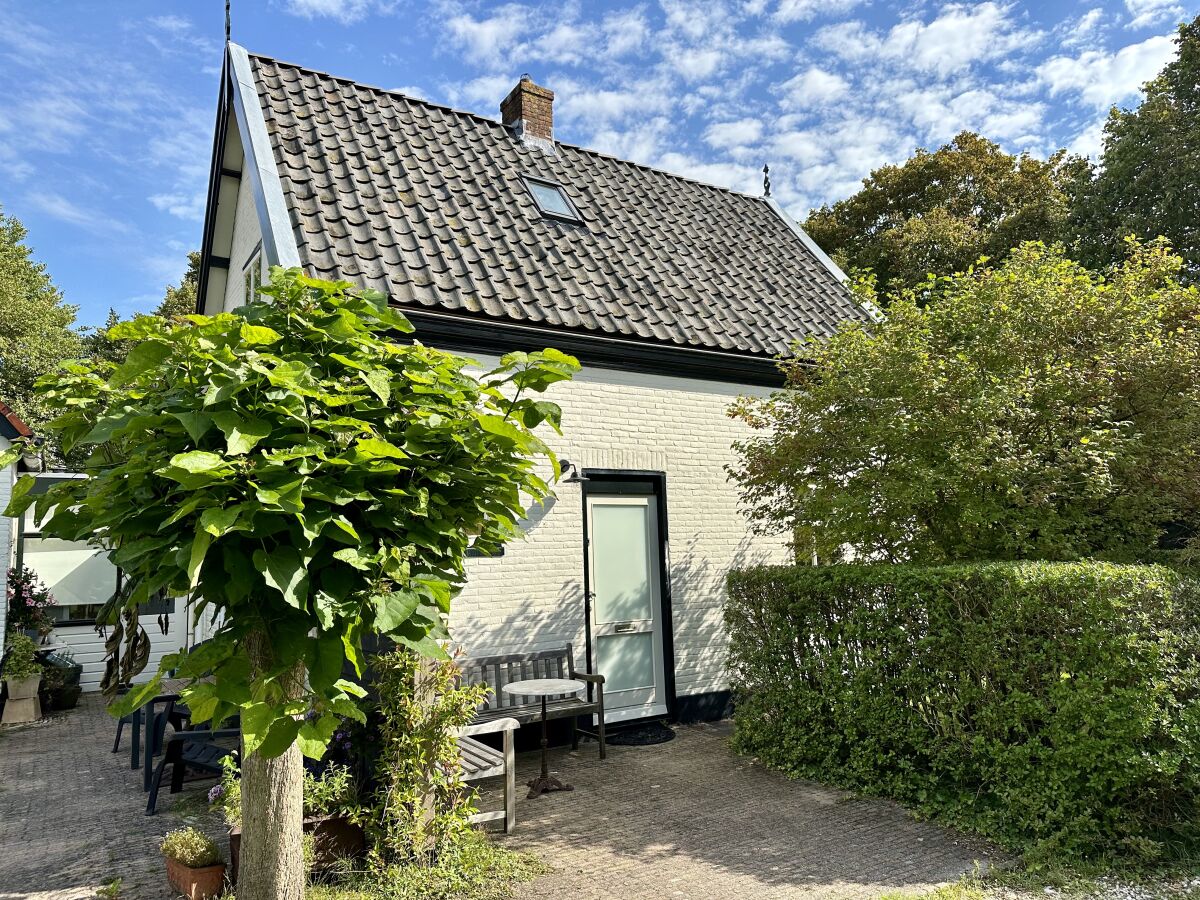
[1,0,1195,327]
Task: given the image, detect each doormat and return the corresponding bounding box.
[605,721,676,746]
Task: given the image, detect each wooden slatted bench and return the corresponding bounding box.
[460,645,607,760]
[457,717,519,832]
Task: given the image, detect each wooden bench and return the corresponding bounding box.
[460,645,607,760]
[457,717,519,832]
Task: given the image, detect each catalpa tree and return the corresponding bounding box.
[2,269,578,900]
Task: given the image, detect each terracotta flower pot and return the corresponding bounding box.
[165,856,226,900]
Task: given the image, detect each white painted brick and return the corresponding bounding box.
[450,363,789,700]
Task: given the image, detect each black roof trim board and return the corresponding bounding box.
[196,45,869,382]
[398,307,787,387]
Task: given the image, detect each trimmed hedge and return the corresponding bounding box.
[726,562,1200,861]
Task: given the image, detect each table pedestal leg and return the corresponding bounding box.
[526,695,573,798]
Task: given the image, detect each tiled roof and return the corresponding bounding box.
[0,399,32,440]
[248,53,871,358]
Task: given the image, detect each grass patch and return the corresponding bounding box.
[307,831,547,900]
[878,873,987,900]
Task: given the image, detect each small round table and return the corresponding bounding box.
[503,678,585,798]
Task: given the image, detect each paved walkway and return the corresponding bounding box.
[497,723,995,900]
[0,695,997,899]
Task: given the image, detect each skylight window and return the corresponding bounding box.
[523,176,581,222]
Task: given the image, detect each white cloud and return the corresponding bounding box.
[1061,8,1106,48]
[445,5,527,67]
[814,3,1039,77]
[603,8,650,56]
[1125,0,1185,29]
[1066,117,1108,159]
[149,192,205,221]
[704,118,764,149]
[1039,34,1175,107]
[773,0,863,24]
[282,0,389,24]
[26,191,132,234]
[778,66,850,108]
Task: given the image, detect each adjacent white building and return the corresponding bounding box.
[190,45,872,721]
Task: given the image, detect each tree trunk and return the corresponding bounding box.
[237,630,305,900]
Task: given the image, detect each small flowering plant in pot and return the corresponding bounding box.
[160,827,225,900]
[6,567,56,643]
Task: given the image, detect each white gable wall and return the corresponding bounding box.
[450,362,788,703]
[220,171,267,313]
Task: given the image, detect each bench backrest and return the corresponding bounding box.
[461,645,578,713]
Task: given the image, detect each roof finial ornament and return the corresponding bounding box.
[762,163,771,199]
[225,0,231,43]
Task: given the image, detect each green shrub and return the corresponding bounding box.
[160,827,223,868]
[211,755,359,827]
[2,632,42,681]
[726,562,1200,862]
[367,647,488,870]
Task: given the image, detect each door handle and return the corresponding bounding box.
[614,622,636,633]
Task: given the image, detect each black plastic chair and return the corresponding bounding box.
[144,700,240,815]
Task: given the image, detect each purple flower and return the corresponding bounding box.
[207,784,225,804]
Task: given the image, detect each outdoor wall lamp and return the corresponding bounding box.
[560,459,588,484]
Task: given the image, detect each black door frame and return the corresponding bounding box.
[579,469,677,721]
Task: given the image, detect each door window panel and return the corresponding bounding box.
[591,504,652,623]
[596,633,654,692]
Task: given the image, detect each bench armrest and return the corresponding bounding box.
[168,728,241,746]
[570,670,605,685]
[459,717,520,737]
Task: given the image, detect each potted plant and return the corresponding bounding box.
[160,827,226,900]
[2,632,43,724]
[5,567,56,644]
[41,649,83,711]
[220,756,365,881]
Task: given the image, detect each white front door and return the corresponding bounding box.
[586,494,668,723]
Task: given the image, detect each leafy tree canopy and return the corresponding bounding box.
[729,241,1200,563]
[1067,15,1200,279]
[2,269,578,763]
[0,204,82,430]
[803,132,1084,297]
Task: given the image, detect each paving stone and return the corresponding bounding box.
[0,697,999,899]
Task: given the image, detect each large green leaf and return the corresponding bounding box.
[164,450,228,474]
[371,589,421,633]
[212,411,272,456]
[111,340,172,386]
[253,546,309,610]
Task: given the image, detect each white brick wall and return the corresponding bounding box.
[450,362,789,700]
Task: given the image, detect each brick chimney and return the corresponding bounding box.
[501,75,554,149]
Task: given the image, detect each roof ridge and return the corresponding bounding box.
[243,47,773,205]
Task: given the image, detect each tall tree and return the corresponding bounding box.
[729,241,1200,563]
[157,250,201,319]
[1067,15,1200,279]
[0,205,81,430]
[803,132,1084,297]
[2,269,577,900]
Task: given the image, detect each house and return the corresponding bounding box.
[194,44,873,723]
[1,403,188,690]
